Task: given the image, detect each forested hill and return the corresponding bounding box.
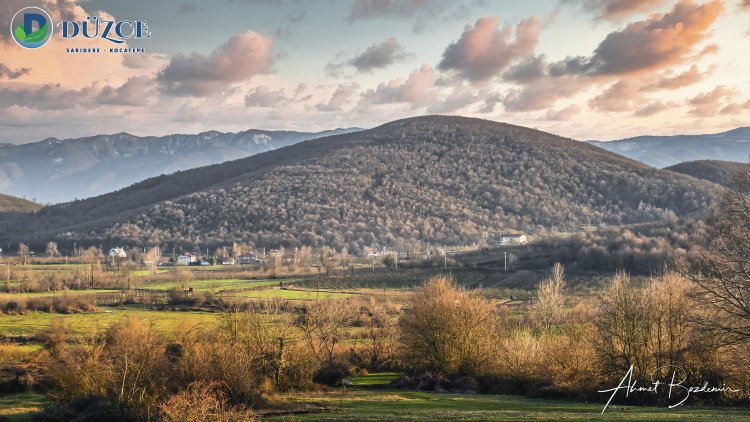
[0,193,41,213]
[5,116,719,251]
[666,160,750,187]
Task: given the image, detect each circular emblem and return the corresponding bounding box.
[10,7,54,49]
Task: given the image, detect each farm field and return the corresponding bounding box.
[0,307,220,337]
[7,375,750,421]
[138,278,281,292]
[270,374,750,421]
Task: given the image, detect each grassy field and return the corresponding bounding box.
[5,374,750,421]
[0,289,119,298]
[0,307,220,337]
[0,393,48,421]
[139,278,281,292]
[234,288,355,300]
[264,374,750,421]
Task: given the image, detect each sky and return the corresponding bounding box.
[1,0,749,144]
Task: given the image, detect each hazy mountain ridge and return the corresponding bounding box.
[4,116,719,250]
[0,127,361,204]
[665,160,750,187]
[588,127,750,168]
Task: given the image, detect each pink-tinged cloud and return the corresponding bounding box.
[688,85,737,117]
[97,76,154,107]
[650,65,705,90]
[317,83,360,112]
[589,80,640,112]
[565,0,669,21]
[0,63,30,80]
[542,104,582,121]
[501,76,589,112]
[158,31,274,96]
[350,38,409,72]
[438,16,540,82]
[244,86,288,108]
[359,64,437,107]
[634,100,678,116]
[427,85,479,113]
[551,0,723,76]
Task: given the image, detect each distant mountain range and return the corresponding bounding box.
[0,128,360,204]
[666,160,750,187]
[3,116,718,250]
[588,127,750,168]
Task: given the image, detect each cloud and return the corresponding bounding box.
[563,0,669,21]
[634,100,678,116]
[0,63,30,80]
[350,38,409,73]
[157,31,274,96]
[359,64,437,108]
[477,92,503,113]
[427,84,479,113]
[244,86,288,107]
[550,0,723,76]
[0,83,97,110]
[542,104,581,121]
[438,16,540,82]
[647,64,706,90]
[589,80,640,112]
[501,76,588,112]
[317,83,360,112]
[347,0,453,32]
[178,3,197,14]
[97,76,154,106]
[503,55,547,83]
[688,85,737,117]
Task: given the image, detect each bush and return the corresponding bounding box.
[161,382,255,422]
[399,275,502,376]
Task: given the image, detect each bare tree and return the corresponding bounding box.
[532,263,567,331]
[18,243,29,265]
[686,169,750,343]
[296,299,352,366]
[46,241,60,258]
[399,275,501,376]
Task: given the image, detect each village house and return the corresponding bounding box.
[237,253,259,265]
[220,256,235,265]
[108,247,127,258]
[495,233,528,246]
[177,253,196,265]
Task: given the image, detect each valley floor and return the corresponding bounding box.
[5,374,750,422]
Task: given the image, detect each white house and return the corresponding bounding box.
[177,253,196,265]
[108,247,127,258]
[496,233,528,246]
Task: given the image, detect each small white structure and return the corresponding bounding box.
[237,254,257,265]
[177,253,196,265]
[221,256,235,265]
[108,247,127,258]
[496,233,528,246]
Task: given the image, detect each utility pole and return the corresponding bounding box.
[395,251,398,269]
[371,255,375,271]
[504,252,507,271]
[443,249,447,268]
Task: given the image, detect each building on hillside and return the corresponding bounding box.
[494,233,528,246]
[109,247,127,258]
[237,253,258,265]
[221,256,235,265]
[177,253,196,265]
